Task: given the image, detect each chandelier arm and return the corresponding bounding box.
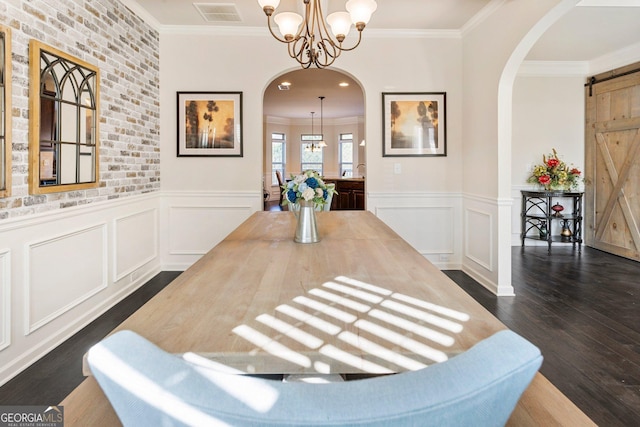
[315,3,343,50]
[265,17,292,44]
[290,38,313,68]
[308,0,320,41]
[330,30,364,52]
[296,2,312,42]
[319,38,340,60]
[315,39,338,68]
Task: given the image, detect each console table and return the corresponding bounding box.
[521,190,583,253]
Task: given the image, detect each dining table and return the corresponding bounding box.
[60,211,594,426]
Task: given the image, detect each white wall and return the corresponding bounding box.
[461,0,570,295]
[159,32,466,270]
[511,75,585,245]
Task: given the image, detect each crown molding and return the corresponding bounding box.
[265,116,291,125]
[265,116,363,126]
[461,0,507,37]
[365,29,461,39]
[588,41,640,74]
[577,0,640,6]
[159,25,269,36]
[157,25,461,39]
[518,61,589,77]
[118,0,161,30]
[519,39,640,77]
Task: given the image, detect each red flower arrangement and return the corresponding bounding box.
[527,149,582,191]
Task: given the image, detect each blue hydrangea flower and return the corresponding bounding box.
[287,189,297,203]
[287,181,295,189]
[298,183,308,193]
[323,189,328,199]
[306,177,318,189]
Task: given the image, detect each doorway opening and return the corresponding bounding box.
[262,68,365,211]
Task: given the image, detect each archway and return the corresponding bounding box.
[262,68,366,210]
[498,0,640,287]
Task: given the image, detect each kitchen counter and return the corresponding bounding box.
[324,177,365,210]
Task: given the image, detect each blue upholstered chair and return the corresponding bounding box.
[88,329,542,427]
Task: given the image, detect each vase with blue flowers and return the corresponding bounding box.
[281,170,336,243]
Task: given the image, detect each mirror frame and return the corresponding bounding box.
[0,25,11,198]
[28,39,100,194]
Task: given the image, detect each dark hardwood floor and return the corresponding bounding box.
[0,247,638,426]
[446,246,640,426]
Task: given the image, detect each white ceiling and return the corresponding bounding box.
[125,0,640,119]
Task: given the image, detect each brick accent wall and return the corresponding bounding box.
[0,0,160,219]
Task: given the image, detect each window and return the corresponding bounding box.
[0,25,11,198]
[339,133,353,177]
[271,132,285,186]
[29,40,99,194]
[301,135,323,175]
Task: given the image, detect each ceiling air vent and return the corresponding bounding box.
[193,3,242,23]
[278,84,291,91]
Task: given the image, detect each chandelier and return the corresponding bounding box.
[257,0,378,69]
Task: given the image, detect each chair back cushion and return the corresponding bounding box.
[88,329,542,426]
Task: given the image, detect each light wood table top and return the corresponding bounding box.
[61,211,594,426]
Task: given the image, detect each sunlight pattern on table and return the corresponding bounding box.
[233,276,470,374]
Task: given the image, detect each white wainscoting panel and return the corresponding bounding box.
[376,207,455,255]
[464,208,493,271]
[25,224,108,334]
[0,249,10,352]
[367,192,462,269]
[168,206,253,255]
[114,208,158,281]
[0,194,161,387]
[160,191,261,271]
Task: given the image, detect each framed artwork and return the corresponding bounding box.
[382,92,446,157]
[177,91,243,157]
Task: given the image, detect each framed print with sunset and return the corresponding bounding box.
[177,92,243,157]
[382,92,446,157]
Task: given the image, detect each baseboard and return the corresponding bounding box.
[462,263,515,297]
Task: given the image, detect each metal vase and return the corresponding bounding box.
[294,200,320,244]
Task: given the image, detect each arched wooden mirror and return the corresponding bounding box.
[0,25,11,198]
[29,40,99,194]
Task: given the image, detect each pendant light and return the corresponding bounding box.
[318,96,327,148]
[305,111,317,152]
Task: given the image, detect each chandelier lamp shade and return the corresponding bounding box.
[257,0,378,69]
